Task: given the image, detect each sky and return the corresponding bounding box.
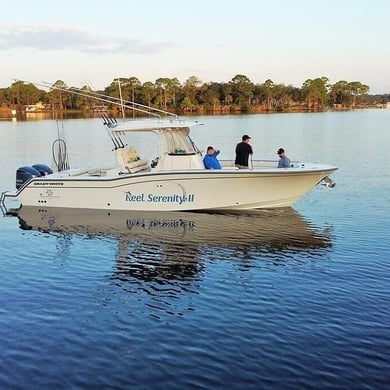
[1,0,389,94]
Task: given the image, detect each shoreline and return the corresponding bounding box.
[0,104,388,120]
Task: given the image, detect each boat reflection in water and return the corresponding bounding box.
[16,206,333,284]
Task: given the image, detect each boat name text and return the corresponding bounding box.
[125,192,195,205]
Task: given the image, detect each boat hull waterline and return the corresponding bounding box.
[4,165,337,211]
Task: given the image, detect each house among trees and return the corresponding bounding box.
[24,101,47,112]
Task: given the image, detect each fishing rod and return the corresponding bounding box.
[101,114,124,149]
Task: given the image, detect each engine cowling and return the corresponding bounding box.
[16,166,41,189]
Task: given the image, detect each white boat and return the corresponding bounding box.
[1,86,337,213]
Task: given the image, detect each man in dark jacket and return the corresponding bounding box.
[235,134,253,168]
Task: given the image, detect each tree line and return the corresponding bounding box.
[0,75,388,115]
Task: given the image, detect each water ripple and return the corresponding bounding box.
[1,187,389,387]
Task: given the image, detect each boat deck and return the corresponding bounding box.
[36,159,330,180]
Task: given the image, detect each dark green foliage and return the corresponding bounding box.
[0,76,386,114]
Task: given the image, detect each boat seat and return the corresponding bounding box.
[118,146,138,165]
[117,146,149,174]
[124,159,150,174]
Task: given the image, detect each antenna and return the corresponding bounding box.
[117,77,125,119]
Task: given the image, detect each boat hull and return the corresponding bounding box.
[8,166,337,211]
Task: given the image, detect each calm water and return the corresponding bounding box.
[0,110,389,388]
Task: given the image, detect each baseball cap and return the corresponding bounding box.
[242,134,251,141]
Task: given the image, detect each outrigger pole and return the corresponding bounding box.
[35,80,178,119]
[14,79,177,119]
[15,79,180,150]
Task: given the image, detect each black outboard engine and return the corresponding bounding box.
[32,164,53,176]
[16,166,41,189]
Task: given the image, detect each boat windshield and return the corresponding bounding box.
[164,128,197,155]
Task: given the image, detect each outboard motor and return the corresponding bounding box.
[16,166,41,190]
[32,164,53,176]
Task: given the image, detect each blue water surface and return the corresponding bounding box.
[0,110,389,388]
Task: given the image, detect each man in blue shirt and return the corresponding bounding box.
[277,147,291,168]
[203,146,222,169]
